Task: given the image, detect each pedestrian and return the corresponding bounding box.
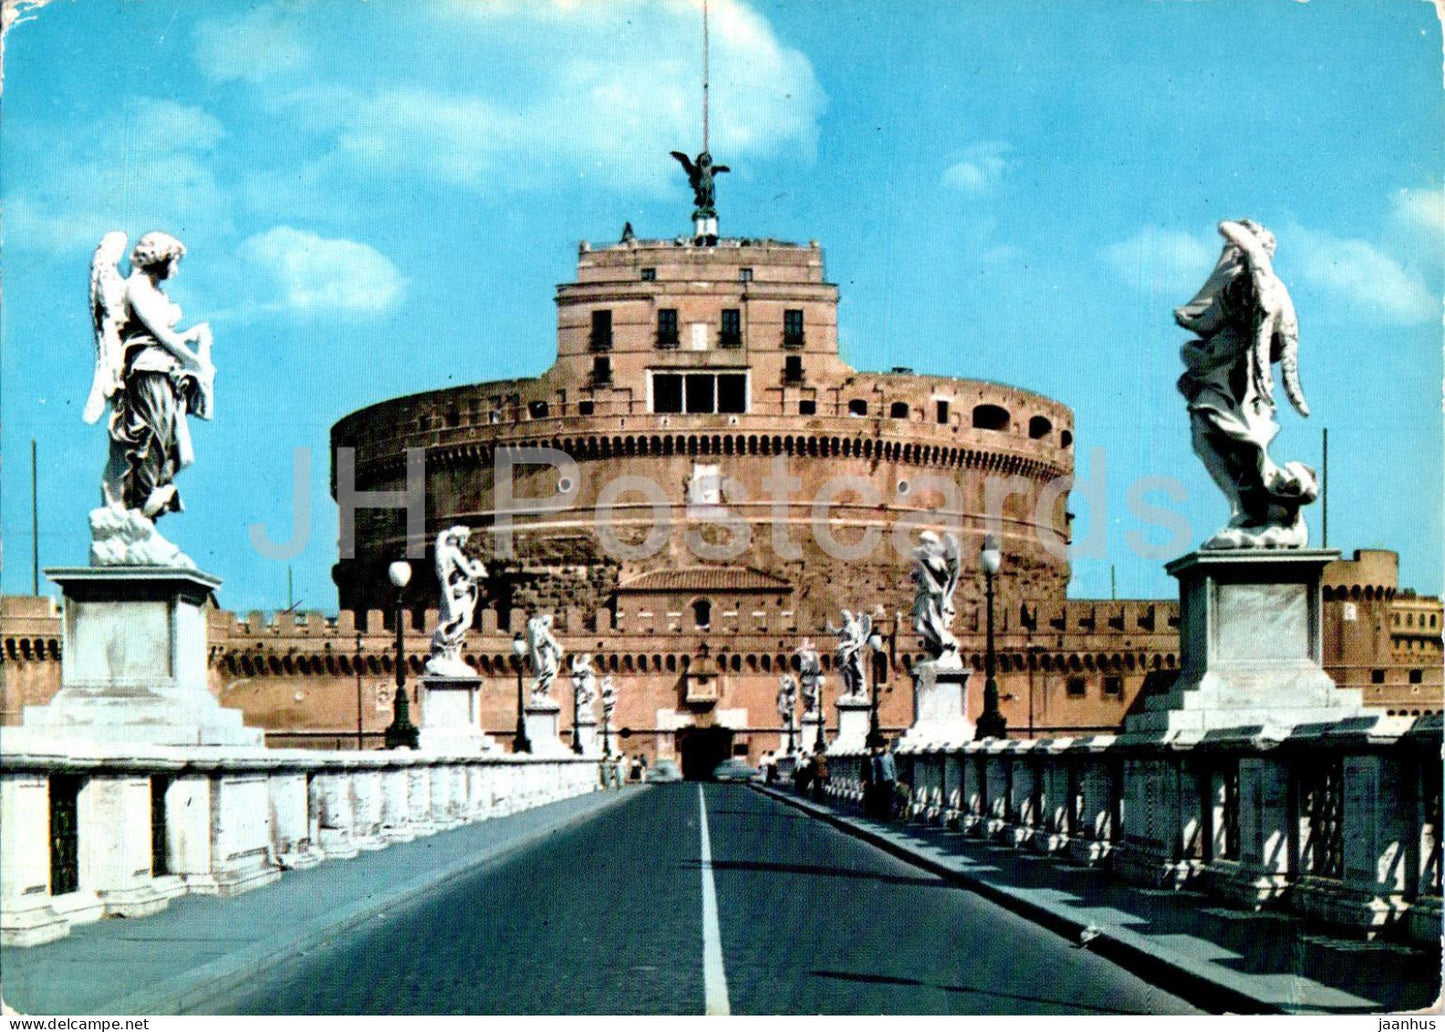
[630,755,643,783]
[811,752,830,803]
[613,751,627,789]
[876,740,897,820]
[638,754,649,782]
[794,754,813,796]
[859,748,876,816]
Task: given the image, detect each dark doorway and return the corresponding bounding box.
[678,726,734,780]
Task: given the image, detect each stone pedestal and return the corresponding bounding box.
[418,675,498,754]
[523,699,569,756]
[777,721,800,758]
[574,713,601,757]
[828,696,872,755]
[896,662,972,752]
[1127,550,1365,735]
[24,567,262,746]
[799,711,825,754]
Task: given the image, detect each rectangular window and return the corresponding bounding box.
[936,399,950,425]
[784,355,803,383]
[1103,676,1123,698]
[577,400,595,416]
[657,308,679,347]
[653,374,683,414]
[719,308,742,347]
[1372,669,1386,684]
[798,399,816,415]
[592,356,612,384]
[590,309,612,350]
[684,374,715,413]
[1066,676,1087,698]
[1410,669,1424,685]
[717,374,747,413]
[783,309,804,348]
[50,775,81,896]
[739,267,753,282]
[151,776,170,876]
[641,267,656,281]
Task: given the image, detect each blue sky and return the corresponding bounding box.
[3,0,1441,613]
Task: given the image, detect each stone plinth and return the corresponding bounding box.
[418,675,498,754]
[574,713,601,757]
[523,698,569,756]
[1127,550,1366,735]
[799,711,826,754]
[896,662,972,752]
[24,567,261,747]
[828,696,872,755]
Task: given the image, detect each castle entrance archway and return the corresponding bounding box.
[677,726,734,780]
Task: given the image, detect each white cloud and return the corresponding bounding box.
[237,227,404,315]
[3,97,230,257]
[241,0,822,197]
[1391,187,1444,236]
[192,4,311,85]
[1101,227,1217,297]
[1292,227,1437,326]
[942,142,1011,197]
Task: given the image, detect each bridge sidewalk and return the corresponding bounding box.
[1,787,636,1016]
[755,785,1441,1015]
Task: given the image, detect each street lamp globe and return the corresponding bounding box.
[511,632,528,659]
[388,560,413,589]
[867,630,883,652]
[980,535,1002,576]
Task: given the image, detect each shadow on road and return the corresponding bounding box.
[693,858,950,890]
[809,968,1155,1015]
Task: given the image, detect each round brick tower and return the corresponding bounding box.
[331,234,1075,636]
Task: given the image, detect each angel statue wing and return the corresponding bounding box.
[858,613,873,643]
[84,232,129,425]
[670,150,698,183]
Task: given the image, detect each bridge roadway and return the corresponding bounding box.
[194,783,1195,1015]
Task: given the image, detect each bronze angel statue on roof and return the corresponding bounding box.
[1175,219,1317,549]
[670,150,729,218]
[85,231,215,566]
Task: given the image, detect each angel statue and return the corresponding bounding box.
[86,231,215,566]
[912,531,962,665]
[569,653,598,720]
[525,613,564,705]
[777,673,799,754]
[827,609,873,701]
[795,639,823,714]
[425,526,487,677]
[599,675,617,720]
[669,149,730,218]
[1175,219,1317,549]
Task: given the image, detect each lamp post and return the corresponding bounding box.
[976,534,1007,740]
[570,668,585,756]
[865,627,886,747]
[383,561,419,749]
[814,674,827,754]
[511,632,531,754]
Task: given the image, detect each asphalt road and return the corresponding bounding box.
[201,784,1199,1015]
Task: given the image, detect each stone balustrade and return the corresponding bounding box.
[822,713,1442,944]
[0,732,600,947]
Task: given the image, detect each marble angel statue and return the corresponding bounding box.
[828,609,872,700]
[1175,219,1317,548]
[795,639,823,714]
[85,231,215,566]
[425,526,487,677]
[526,613,564,705]
[912,531,961,664]
[569,653,598,719]
[777,673,799,753]
[599,675,617,720]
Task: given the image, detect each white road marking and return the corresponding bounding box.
[697,785,732,1016]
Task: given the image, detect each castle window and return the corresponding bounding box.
[739,267,753,282]
[783,309,805,348]
[528,400,549,419]
[935,400,949,425]
[890,402,910,419]
[1060,430,1074,448]
[719,308,742,347]
[592,356,612,385]
[653,374,683,413]
[650,372,748,415]
[799,399,817,415]
[590,309,612,351]
[657,308,679,347]
[685,374,715,414]
[641,267,656,281]
[1066,676,1087,698]
[577,400,595,416]
[1029,415,1053,440]
[692,599,712,629]
[848,399,868,417]
[1372,669,1386,684]
[716,374,748,414]
[972,404,1010,432]
[1103,676,1123,698]
[784,355,804,384]
[1410,669,1424,685]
